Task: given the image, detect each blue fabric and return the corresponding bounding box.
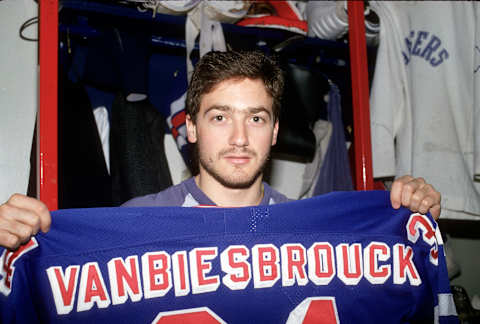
[0,191,457,323]
[148,53,188,117]
[147,54,190,164]
[313,84,354,195]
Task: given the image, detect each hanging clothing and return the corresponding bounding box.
[58,80,112,209]
[85,85,115,175]
[369,2,480,220]
[92,107,110,174]
[299,119,332,199]
[237,0,308,35]
[305,1,379,44]
[311,84,353,196]
[110,95,173,206]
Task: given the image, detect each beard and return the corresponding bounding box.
[198,146,270,189]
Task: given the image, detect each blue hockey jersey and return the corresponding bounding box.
[0,191,458,323]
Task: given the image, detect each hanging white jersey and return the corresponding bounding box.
[369,1,480,220]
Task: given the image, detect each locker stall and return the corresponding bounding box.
[38,0,375,210]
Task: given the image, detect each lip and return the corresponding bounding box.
[224,155,252,165]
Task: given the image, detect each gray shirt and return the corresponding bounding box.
[122,177,290,207]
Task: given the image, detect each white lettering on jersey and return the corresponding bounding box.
[252,244,280,288]
[221,245,251,290]
[336,243,363,285]
[46,265,80,315]
[406,213,439,266]
[172,251,190,297]
[281,243,308,287]
[142,251,172,299]
[364,242,391,284]
[307,242,335,285]
[393,244,421,286]
[189,247,220,294]
[77,262,111,312]
[107,256,142,305]
[42,240,428,315]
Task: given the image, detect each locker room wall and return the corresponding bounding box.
[0,0,38,203]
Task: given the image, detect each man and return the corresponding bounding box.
[0,50,441,251]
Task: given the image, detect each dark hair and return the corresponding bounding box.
[186,50,284,122]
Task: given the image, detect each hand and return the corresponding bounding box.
[0,194,51,250]
[390,175,441,220]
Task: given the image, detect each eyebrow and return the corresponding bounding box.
[203,105,272,119]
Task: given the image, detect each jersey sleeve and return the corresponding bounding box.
[429,225,458,323]
[0,241,41,323]
[403,212,458,323]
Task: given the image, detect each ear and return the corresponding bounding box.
[271,120,279,146]
[186,114,197,143]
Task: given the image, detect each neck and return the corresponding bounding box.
[194,173,264,207]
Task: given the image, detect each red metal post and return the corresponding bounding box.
[38,0,58,210]
[347,1,374,191]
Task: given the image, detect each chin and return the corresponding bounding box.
[215,173,260,189]
[206,167,262,189]
[200,157,267,189]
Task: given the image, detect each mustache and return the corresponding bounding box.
[218,148,257,157]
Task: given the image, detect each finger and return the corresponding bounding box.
[0,230,22,251]
[417,195,434,215]
[390,175,414,209]
[0,201,42,235]
[422,183,441,205]
[416,186,441,212]
[408,183,433,213]
[7,194,51,232]
[401,177,425,207]
[417,185,442,219]
[0,213,35,247]
[429,204,442,221]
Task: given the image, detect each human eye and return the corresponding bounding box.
[251,115,267,124]
[211,114,226,123]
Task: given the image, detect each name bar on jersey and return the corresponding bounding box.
[0,213,440,316]
[47,239,426,316]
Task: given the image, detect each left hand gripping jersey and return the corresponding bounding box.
[0,191,458,323]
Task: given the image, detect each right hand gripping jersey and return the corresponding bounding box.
[0,191,458,323]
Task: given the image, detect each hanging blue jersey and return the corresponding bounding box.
[0,191,458,323]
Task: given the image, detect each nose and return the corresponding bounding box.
[229,119,249,147]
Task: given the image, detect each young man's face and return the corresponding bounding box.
[186,78,279,189]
